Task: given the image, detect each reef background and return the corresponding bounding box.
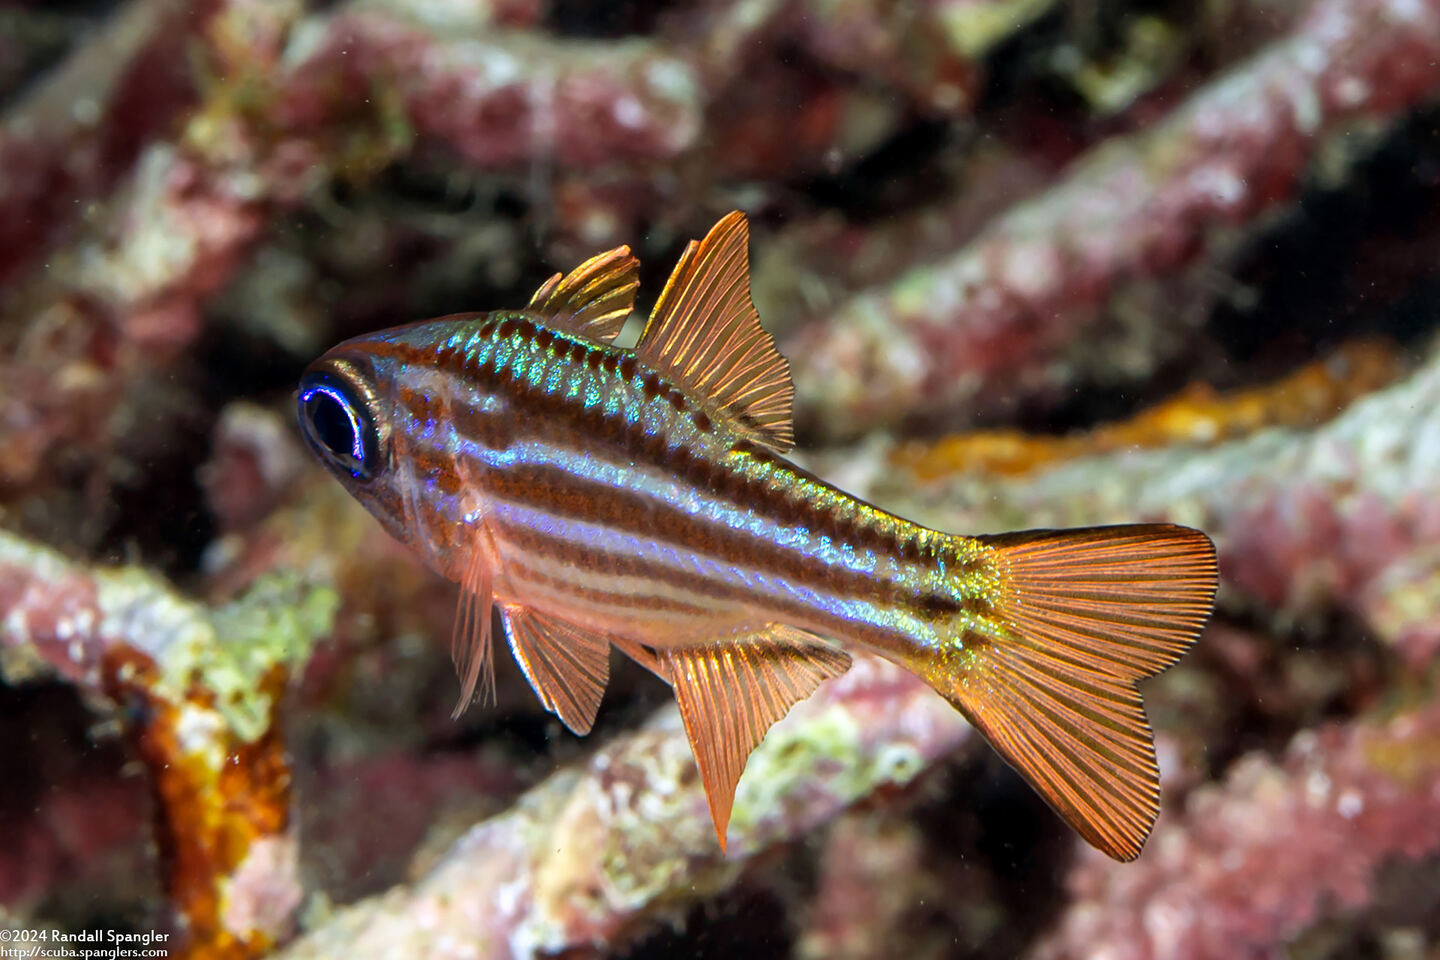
[3,1,1440,958]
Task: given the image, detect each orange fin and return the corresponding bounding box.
[636,212,794,453]
[450,546,496,719]
[659,625,851,851]
[500,604,611,735]
[609,634,666,681]
[930,524,1216,861]
[528,244,640,343]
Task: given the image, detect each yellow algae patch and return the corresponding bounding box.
[893,340,1403,481]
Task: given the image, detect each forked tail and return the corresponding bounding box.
[923,523,1217,861]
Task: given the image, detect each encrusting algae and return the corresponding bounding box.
[0,530,335,959]
[890,339,1406,482]
[297,212,1218,861]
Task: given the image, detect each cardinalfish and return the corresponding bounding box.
[297,212,1217,861]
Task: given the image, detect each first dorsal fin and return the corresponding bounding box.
[659,626,851,851]
[636,212,795,452]
[527,244,641,343]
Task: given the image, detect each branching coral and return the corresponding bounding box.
[0,532,335,957]
[0,0,221,292]
[850,340,1440,665]
[272,657,970,960]
[1031,699,1440,960]
[785,0,1440,438]
[888,339,1405,480]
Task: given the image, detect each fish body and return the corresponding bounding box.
[322,310,978,663]
[299,213,1217,861]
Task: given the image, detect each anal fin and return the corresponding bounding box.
[659,625,851,852]
[500,604,612,735]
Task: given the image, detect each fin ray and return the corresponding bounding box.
[500,604,612,735]
[979,524,1216,678]
[928,523,1216,861]
[527,245,640,343]
[451,546,495,719]
[637,212,794,452]
[659,625,851,850]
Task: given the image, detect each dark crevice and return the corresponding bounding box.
[800,119,958,222]
[1208,104,1440,367]
[0,682,158,926]
[546,0,673,38]
[617,882,796,960]
[997,103,1440,439]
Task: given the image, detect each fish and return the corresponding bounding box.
[297,211,1218,861]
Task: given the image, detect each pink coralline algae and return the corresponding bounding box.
[4,0,1440,957]
[0,0,707,512]
[0,0,221,292]
[1032,701,1440,960]
[785,0,1440,438]
[271,656,972,960]
[278,10,703,173]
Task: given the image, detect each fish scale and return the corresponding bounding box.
[297,211,1218,861]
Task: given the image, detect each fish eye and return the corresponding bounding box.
[297,363,385,482]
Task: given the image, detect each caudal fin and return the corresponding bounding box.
[932,524,1217,861]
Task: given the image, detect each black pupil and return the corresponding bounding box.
[307,394,360,465]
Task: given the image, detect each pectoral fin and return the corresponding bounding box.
[499,604,612,735]
[659,626,851,851]
[450,546,496,719]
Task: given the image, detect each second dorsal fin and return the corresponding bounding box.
[636,212,795,452]
[527,244,641,343]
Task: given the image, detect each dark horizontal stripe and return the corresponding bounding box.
[420,335,943,577]
[491,519,894,644]
[481,461,962,617]
[500,548,718,621]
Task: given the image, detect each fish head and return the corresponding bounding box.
[297,317,492,575]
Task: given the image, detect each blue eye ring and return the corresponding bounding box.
[298,361,385,482]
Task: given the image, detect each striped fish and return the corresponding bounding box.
[297,212,1217,861]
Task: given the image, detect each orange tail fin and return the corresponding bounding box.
[930,524,1217,861]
